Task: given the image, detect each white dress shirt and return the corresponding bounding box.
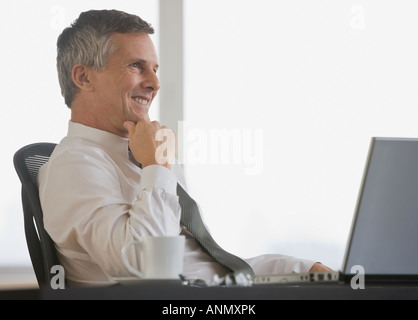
[39,121,316,286]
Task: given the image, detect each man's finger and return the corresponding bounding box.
[123,121,136,137]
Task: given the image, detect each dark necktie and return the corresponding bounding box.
[176,183,255,282]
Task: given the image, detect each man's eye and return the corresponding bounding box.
[131,62,144,71]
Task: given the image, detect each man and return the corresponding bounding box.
[39,9,331,286]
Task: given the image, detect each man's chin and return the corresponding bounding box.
[131,114,150,123]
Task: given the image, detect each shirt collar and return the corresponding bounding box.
[67,120,130,157]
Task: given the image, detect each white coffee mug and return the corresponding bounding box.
[121,235,185,279]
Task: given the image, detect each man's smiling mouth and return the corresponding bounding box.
[132,97,149,106]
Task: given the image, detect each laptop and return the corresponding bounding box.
[254,137,418,286]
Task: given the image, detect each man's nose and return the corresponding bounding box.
[142,68,160,92]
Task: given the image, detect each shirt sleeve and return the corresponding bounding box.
[39,145,181,279]
[244,254,317,274]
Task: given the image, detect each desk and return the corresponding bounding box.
[1,282,418,300]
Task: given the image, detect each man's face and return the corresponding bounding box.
[90,32,160,137]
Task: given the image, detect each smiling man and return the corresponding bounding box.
[71,32,159,134]
[39,9,330,286]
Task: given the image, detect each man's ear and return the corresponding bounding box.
[71,64,94,91]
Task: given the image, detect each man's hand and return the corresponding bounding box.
[123,120,176,170]
[309,262,333,272]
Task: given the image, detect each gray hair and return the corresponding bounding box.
[57,9,154,108]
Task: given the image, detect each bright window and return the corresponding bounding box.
[183,0,418,269]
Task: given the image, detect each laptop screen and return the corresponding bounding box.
[342,137,418,276]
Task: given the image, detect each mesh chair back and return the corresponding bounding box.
[13,142,58,287]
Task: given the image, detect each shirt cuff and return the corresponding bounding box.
[140,165,178,195]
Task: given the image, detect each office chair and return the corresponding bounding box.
[13,142,59,288]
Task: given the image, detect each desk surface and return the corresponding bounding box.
[2,282,418,300]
